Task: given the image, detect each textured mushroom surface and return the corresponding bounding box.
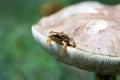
[32,1,120,74]
[35,1,120,57]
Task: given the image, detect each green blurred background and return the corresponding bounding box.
[0,0,120,80]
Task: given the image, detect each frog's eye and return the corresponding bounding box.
[55,34,60,37]
[54,34,61,38]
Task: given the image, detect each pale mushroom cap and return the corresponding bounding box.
[36,1,120,57]
[32,1,120,74]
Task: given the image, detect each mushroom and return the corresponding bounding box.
[32,1,120,80]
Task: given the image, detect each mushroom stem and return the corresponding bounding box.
[96,73,116,80]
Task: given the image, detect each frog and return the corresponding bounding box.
[46,31,76,54]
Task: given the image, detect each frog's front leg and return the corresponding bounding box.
[61,41,67,54]
[46,37,52,45]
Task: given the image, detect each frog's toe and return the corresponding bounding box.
[61,41,67,54]
[46,38,52,45]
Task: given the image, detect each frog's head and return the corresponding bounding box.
[48,31,64,38]
[48,31,64,42]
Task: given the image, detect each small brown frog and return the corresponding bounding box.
[46,31,76,54]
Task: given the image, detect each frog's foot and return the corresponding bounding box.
[46,37,52,45]
[61,41,67,54]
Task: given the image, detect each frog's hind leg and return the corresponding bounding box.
[61,41,67,54]
[46,37,52,45]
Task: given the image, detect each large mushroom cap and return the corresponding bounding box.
[32,1,120,74]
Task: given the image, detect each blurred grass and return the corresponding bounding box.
[0,0,120,80]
